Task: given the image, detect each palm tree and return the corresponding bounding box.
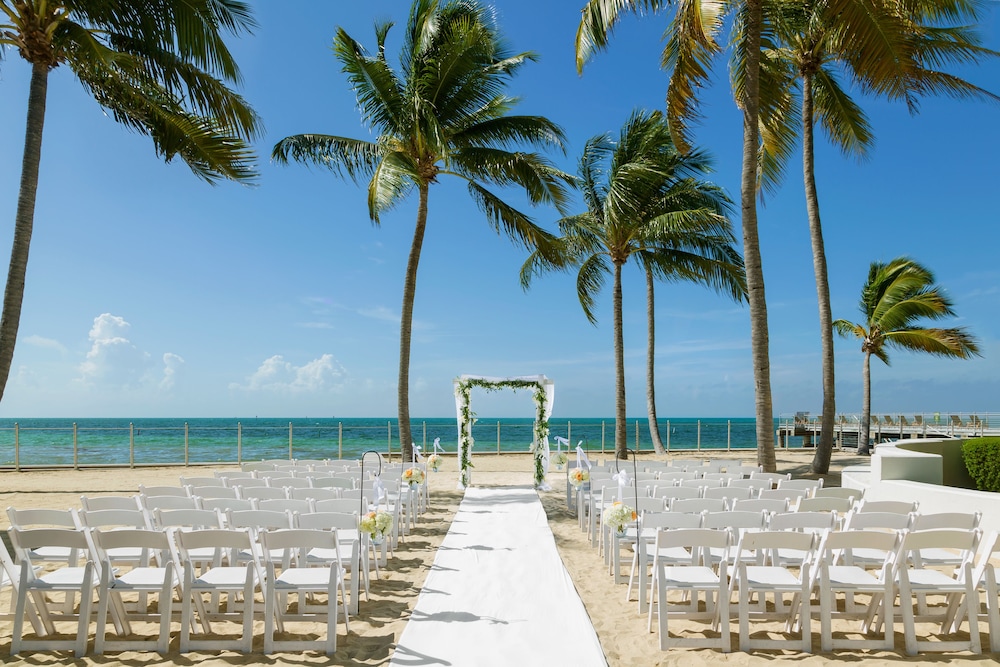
[759,0,998,474]
[833,257,980,455]
[576,0,774,470]
[0,0,261,405]
[272,0,572,462]
[521,110,746,459]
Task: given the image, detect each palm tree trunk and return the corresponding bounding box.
[645,266,666,454]
[613,261,627,459]
[740,0,776,472]
[398,182,429,463]
[860,349,872,455]
[0,62,49,404]
[801,72,836,474]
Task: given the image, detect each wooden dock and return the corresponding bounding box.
[777,412,997,449]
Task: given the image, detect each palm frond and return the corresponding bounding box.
[465,180,559,254]
[812,64,875,159]
[576,0,670,73]
[884,327,981,358]
[576,252,612,324]
[334,27,407,135]
[368,151,418,223]
[271,134,384,181]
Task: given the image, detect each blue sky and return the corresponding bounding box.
[0,1,996,420]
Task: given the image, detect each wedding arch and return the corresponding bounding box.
[453,374,554,491]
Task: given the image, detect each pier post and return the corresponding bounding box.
[601,421,606,454]
[14,423,19,472]
[727,420,731,451]
[635,420,639,452]
[185,422,190,466]
[338,422,343,459]
[697,420,702,450]
[73,423,78,470]
[237,422,241,463]
[288,422,293,461]
[129,422,135,468]
[666,420,670,451]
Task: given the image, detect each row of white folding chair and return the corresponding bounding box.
[6,517,364,655]
[643,525,984,655]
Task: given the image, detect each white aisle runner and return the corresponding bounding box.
[389,486,607,667]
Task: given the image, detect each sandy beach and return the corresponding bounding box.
[1,450,996,665]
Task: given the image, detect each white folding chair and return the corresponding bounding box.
[656,470,698,484]
[814,529,899,652]
[6,507,83,567]
[606,497,662,581]
[967,530,1000,653]
[730,497,788,514]
[647,528,731,652]
[180,476,225,489]
[290,487,341,502]
[758,487,809,506]
[701,510,769,567]
[238,486,288,502]
[855,499,918,515]
[894,528,981,655]
[814,486,862,503]
[9,528,96,657]
[200,497,254,516]
[748,471,790,488]
[652,486,701,503]
[255,498,314,515]
[260,528,350,654]
[91,528,180,654]
[176,528,262,653]
[137,485,188,498]
[188,486,239,501]
[80,495,142,511]
[726,464,763,478]
[796,496,854,515]
[311,476,355,491]
[626,511,704,613]
[78,509,155,573]
[315,498,366,515]
[266,477,312,490]
[296,511,368,614]
[668,498,727,515]
[702,485,753,505]
[735,530,816,653]
[226,477,269,490]
[0,532,44,635]
[776,478,824,498]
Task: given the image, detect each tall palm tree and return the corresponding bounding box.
[272,0,572,462]
[0,0,261,406]
[833,257,980,455]
[521,110,746,459]
[759,0,998,474]
[576,0,774,470]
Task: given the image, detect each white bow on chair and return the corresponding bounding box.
[432,437,446,454]
[612,469,630,502]
[371,475,387,507]
[554,436,569,453]
[575,445,592,470]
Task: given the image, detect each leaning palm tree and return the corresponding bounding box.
[0,0,261,405]
[521,110,747,459]
[760,0,998,474]
[272,0,571,462]
[833,257,980,455]
[577,0,773,470]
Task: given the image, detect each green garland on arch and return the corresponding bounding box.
[455,377,549,488]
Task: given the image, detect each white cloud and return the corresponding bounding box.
[76,313,180,392]
[230,354,347,393]
[160,353,185,391]
[358,306,399,324]
[78,314,150,387]
[23,335,67,354]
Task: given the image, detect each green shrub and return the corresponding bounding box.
[962,437,1000,492]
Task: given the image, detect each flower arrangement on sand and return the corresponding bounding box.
[360,510,393,544]
[569,467,590,488]
[552,451,568,469]
[427,454,443,472]
[602,501,637,535]
[402,467,426,486]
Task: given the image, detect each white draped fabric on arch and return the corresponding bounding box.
[453,374,555,491]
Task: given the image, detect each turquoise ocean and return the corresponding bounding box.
[0,417,778,468]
